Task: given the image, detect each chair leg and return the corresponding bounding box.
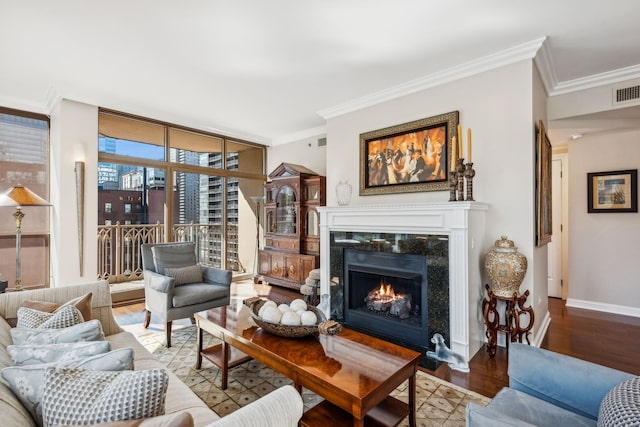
[165,321,172,348]
[143,310,151,329]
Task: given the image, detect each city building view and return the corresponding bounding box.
[97,134,245,281]
[2,108,265,288]
[0,111,50,288]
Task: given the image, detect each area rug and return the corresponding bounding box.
[136,325,490,427]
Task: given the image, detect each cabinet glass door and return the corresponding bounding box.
[276,186,296,234]
[305,184,319,201]
[306,209,319,236]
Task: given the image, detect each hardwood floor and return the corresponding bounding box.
[112,284,640,399]
[435,297,640,397]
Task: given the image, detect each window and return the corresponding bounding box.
[97,110,266,282]
[169,128,222,168]
[105,202,112,213]
[0,107,50,290]
[99,114,164,161]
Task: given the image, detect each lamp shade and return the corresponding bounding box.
[0,186,50,207]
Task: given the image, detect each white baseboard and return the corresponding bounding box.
[565,298,640,318]
[533,310,551,348]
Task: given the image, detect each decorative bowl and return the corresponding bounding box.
[244,297,327,338]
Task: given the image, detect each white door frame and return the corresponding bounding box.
[550,151,569,299]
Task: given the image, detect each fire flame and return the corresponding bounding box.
[375,281,400,302]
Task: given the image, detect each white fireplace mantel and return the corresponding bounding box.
[318,201,489,361]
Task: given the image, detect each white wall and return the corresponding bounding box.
[267,135,326,176]
[531,63,550,340]
[320,60,548,342]
[567,129,640,315]
[49,99,98,287]
[549,77,640,121]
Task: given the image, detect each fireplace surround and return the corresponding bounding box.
[319,202,488,361]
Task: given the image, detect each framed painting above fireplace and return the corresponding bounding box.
[359,111,459,195]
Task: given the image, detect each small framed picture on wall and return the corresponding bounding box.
[587,169,638,213]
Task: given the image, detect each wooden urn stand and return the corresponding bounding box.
[482,284,534,357]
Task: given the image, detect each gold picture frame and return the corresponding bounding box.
[536,120,552,247]
[359,111,459,196]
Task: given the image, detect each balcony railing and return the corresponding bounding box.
[97,222,239,284]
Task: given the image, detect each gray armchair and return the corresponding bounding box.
[141,242,232,347]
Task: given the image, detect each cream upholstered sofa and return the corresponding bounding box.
[0,280,303,427]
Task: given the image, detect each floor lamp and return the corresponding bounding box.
[0,185,50,291]
[249,195,264,274]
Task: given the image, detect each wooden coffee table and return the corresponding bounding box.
[195,303,420,427]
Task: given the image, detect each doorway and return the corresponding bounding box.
[548,153,568,299]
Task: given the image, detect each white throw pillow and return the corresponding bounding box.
[1,348,134,427]
[41,367,168,427]
[7,341,111,366]
[10,319,105,345]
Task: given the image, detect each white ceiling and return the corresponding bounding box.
[2,0,640,145]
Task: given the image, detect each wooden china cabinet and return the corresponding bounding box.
[256,163,325,290]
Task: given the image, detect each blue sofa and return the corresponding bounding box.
[467,343,635,426]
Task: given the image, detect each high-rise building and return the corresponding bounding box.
[96,146,240,271]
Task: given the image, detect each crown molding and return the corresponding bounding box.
[550,63,640,96]
[270,125,326,146]
[533,37,557,95]
[318,37,546,120]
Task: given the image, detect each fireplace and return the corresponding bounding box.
[344,249,428,351]
[319,202,488,361]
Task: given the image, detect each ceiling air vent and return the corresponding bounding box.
[613,84,640,105]
[317,137,327,147]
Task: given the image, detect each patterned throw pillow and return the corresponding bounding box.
[1,348,135,427]
[41,367,168,427]
[17,305,84,329]
[21,292,93,322]
[8,341,111,366]
[598,377,640,426]
[164,264,203,285]
[10,318,105,345]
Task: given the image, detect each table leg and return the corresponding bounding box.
[409,370,416,427]
[195,324,203,369]
[221,340,229,390]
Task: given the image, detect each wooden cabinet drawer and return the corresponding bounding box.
[283,256,302,283]
[256,250,318,290]
[270,253,285,278]
[303,240,319,254]
[271,239,299,252]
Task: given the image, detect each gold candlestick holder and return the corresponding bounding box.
[464,162,476,201]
